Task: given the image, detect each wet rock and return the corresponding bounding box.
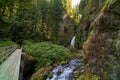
[48,72,53,79]
[53,63,59,67]
[30,66,52,80]
[73,70,81,78]
[57,70,62,75]
[22,54,36,75]
[61,61,68,65]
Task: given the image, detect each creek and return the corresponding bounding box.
[46,58,84,80]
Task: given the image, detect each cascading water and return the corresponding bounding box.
[70,36,76,48]
[46,59,84,80]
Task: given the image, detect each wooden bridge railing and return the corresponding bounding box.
[0,44,17,64]
[0,49,22,80]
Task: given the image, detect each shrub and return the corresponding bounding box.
[77,74,100,80]
[0,40,16,47]
[24,41,69,70]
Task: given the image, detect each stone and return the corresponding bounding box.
[30,66,52,80]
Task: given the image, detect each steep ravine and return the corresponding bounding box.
[21,0,120,80]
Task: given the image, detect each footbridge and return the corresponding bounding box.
[0,45,24,80]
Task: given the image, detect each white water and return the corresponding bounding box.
[70,36,76,48]
[46,59,84,80]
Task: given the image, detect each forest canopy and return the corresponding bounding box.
[0,0,80,44]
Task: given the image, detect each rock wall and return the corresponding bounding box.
[75,0,108,49]
[59,11,76,46]
[80,0,120,80]
[21,54,36,80]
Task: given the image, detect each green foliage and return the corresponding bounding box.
[62,0,80,23]
[10,1,39,42]
[24,41,69,70]
[0,49,4,63]
[77,75,84,80]
[115,39,120,56]
[75,0,93,49]
[0,0,75,44]
[0,49,3,53]
[50,0,63,43]
[0,40,16,47]
[108,33,120,80]
[92,75,100,80]
[77,75,100,80]
[75,28,81,49]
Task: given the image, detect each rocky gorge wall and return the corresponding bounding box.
[76,0,120,80]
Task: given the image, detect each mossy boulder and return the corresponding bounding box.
[30,66,52,80]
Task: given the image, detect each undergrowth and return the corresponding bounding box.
[24,41,69,70]
[0,40,16,47]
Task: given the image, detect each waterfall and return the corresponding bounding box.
[70,36,76,48]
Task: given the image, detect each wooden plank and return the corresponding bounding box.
[0,49,22,80]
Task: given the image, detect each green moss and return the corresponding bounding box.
[77,74,100,80]
[75,28,81,49]
[80,0,93,16]
[75,26,86,49]
[92,75,100,80]
[77,75,84,80]
[83,0,93,16]
[0,49,3,53]
[76,0,94,49]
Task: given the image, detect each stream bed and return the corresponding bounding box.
[46,58,84,80]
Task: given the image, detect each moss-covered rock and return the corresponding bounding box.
[73,70,82,79]
[30,66,52,80]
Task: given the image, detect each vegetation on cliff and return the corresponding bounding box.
[76,0,120,80]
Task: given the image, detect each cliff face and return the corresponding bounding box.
[59,11,76,46]
[76,0,110,49]
[76,0,120,80]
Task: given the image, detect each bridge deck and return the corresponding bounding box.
[0,49,22,80]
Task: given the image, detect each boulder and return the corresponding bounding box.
[30,66,52,80]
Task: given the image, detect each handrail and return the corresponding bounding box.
[0,44,17,64]
[0,49,22,80]
[0,44,17,50]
